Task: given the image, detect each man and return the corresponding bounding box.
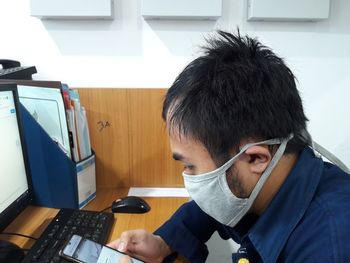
[109,31,350,262]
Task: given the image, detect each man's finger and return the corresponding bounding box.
[117,230,143,252]
[107,238,121,250]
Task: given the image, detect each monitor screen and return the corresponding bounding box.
[0,84,32,232]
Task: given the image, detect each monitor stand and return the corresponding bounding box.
[0,240,25,263]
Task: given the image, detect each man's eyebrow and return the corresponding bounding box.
[172,153,184,161]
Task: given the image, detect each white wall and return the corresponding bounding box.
[0,0,349,167]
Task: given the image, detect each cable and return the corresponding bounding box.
[0,232,38,241]
[99,206,112,213]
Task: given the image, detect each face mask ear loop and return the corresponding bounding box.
[300,130,349,174]
[219,139,283,175]
[313,141,350,174]
[239,138,283,153]
[310,136,321,158]
[300,129,320,157]
[226,136,292,227]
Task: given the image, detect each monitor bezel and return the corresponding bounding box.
[0,83,34,233]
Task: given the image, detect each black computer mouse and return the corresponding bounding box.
[0,240,24,263]
[111,196,151,214]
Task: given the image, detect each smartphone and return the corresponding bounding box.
[59,234,144,263]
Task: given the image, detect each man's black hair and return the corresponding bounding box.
[162,30,308,165]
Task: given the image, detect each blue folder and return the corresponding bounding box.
[20,104,79,209]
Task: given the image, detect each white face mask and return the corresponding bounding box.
[182,134,293,227]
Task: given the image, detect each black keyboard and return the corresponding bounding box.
[23,208,114,263]
[0,66,37,79]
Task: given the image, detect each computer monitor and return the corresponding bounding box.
[0,83,33,233]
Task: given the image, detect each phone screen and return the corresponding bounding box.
[61,235,144,263]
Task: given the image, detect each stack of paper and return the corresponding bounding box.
[128,187,189,197]
[4,80,92,163]
[62,85,91,162]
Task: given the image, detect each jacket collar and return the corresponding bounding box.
[247,148,324,263]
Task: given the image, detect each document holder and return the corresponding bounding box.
[20,104,96,209]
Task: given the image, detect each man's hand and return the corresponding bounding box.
[108,229,172,263]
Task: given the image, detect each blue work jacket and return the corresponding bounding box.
[155,148,350,262]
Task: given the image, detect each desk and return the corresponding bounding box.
[1,188,188,262]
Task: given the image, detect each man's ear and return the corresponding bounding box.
[244,145,272,174]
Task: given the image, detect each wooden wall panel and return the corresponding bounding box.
[78,88,131,188]
[78,88,183,189]
[127,89,183,187]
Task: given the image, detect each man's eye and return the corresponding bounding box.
[184,165,194,171]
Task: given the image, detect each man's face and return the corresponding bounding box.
[169,131,255,198]
[169,131,216,176]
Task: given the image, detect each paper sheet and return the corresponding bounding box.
[128,187,189,197]
[18,85,71,158]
